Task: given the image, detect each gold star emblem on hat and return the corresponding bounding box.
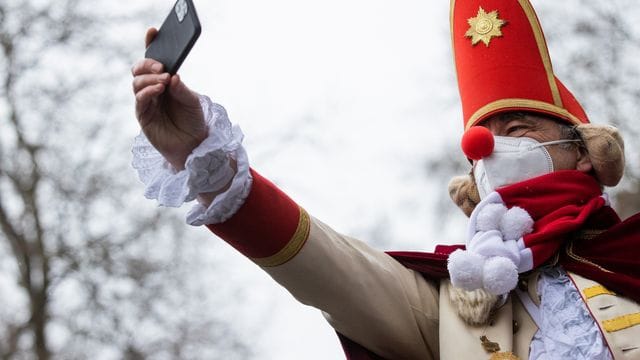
[466,7,506,47]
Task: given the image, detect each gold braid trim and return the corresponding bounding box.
[602,313,640,333]
[565,241,613,274]
[565,229,613,274]
[252,207,311,268]
[466,98,584,130]
[583,285,616,299]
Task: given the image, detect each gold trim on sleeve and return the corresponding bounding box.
[466,98,584,129]
[517,0,562,107]
[583,285,616,299]
[602,313,640,333]
[252,207,311,268]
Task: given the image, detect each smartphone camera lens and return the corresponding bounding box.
[175,0,188,22]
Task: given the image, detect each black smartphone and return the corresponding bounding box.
[145,0,201,75]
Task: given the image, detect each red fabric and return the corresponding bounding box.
[562,211,640,302]
[386,245,461,280]
[451,0,589,128]
[496,171,607,268]
[207,169,302,258]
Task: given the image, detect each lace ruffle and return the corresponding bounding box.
[529,267,612,359]
[131,95,252,225]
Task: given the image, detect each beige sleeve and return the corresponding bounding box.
[264,217,440,360]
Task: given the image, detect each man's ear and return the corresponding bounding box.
[575,124,625,186]
[576,147,593,173]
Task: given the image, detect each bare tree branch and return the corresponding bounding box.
[0,1,254,358]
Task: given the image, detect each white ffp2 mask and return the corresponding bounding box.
[473,136,579,199]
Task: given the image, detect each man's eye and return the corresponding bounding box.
[506,126,526,134]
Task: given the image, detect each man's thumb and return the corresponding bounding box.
[168,74,196,104]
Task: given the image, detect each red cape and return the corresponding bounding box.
[339,210,640,359]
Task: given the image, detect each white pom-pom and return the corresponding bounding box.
[476,203,508,232]
[500,206,534,241]
[448,249,484,291]
[482,256,518,295]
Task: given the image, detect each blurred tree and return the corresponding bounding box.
[0,1,251,359]
[426,0,640,222]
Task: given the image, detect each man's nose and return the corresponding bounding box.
[461,126,495,160]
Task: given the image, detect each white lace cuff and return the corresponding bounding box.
[131,95,252,225]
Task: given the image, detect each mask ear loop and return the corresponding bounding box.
[528,139,582,150]
[528,139,583,172]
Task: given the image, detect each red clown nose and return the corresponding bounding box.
[461,126,494,160]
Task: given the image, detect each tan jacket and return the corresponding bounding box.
[260,215,640,359]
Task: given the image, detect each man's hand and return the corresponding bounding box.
[132,28,207,170]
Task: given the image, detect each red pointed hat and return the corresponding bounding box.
[451,0,590,131]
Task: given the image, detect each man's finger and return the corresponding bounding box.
[132,73,170,94]
[132,58,165,76]
[168,74,198,104]
[135,83,165,121]
[145,27,159,48]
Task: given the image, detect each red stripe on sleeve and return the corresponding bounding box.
[207,169,303,259]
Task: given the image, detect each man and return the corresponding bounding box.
[131,0,640,358]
